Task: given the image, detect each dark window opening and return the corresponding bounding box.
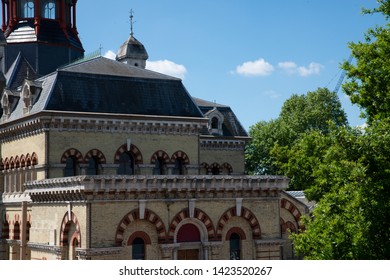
[211,117,219,129]
[132,237,145,260]
[64,156,78,177]
[118,152,134,175]
[173,158,184,175]
[86,157,99,175]
[230,233,241,260]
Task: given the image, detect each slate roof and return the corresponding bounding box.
[193,97,248,137]
[5,53,37,90]
[1,56,204,122]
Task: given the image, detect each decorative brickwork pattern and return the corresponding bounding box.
[171,151,190,164]
[115,209,166,246]
[1,153,38,170]
[169,208,215,242]
[60,149,83,164]
[59,212,81,246]
[217,207,261,240]
[150,150,170,164]
[281,198,303,229]
[114,144,143,164]
[84,149,106,164]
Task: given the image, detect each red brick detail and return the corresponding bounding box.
[150,150,170,164]
[280,198,303,229]
[114,144,143,164]
[60,148,84,164]
[84,149,106,164]
[168,208,215,242]
[225,227,247,241]
[217,207,262,240]
[171,151,190,165]
[127,231,152,246]
[59,212,81,246]
[222,163,233,174]
[209,162,222,174]
[115,209,166,246]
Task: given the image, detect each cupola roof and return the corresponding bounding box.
[116,35,149,61]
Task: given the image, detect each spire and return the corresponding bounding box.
[130,9,135,37]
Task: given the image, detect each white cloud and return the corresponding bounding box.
[297,62,324,77]
[146,60,187,80]
[279,61,323,77]
[264,90,281,99]
[235,58,274,76]
[104,50,116,60]
[278,61,298,74]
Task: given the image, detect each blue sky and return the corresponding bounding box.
[76,0,385,131]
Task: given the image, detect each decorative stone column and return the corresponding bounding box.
[160,244,178,260]
[208,242,223,260]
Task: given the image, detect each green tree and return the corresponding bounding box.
[290,122,390,259]
[245,88,347,185]
[342,1,390,123]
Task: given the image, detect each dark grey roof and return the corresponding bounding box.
[193,97,248,137]
[5,52,37,90]
[60,56,178,80]
[1,56,204,122]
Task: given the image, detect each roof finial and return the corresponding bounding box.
[130,9,135,37]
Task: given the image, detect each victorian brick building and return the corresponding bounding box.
[0,0,307,260]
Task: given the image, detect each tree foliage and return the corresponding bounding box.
[342,1,390,123]
[290,1,390,259]
[290,122,390,259]
[245,88,347,188]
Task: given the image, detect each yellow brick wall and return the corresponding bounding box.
[1,133,46,162]
[200,149,245,174]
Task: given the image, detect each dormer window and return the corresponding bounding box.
[22,80,43,115]
[205,108,224,136]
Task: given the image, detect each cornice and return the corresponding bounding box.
[200,138,248,150]
[25,175,289,203]
[0,112,209,142]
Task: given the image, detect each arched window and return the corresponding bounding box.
[64,156,78,177]
[211,165,220,175]
[42,0,56,19]
[86,156,99,175]
[20,0,34,18]
[229,233,241,260]
[153,157,166,175]
[132,238,145,260]
[211,117,219,129]
[118,152,134,175]
[13,222,20,240]
[173,158,184,175]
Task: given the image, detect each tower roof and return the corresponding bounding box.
[116,35,149,62]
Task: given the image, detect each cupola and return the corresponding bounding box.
[116,10,148,68]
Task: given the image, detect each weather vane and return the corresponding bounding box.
[130,9,135,37]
